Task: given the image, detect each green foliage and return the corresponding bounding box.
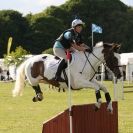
[44,6,69,26]
[0,10,30,57]
[0,0,133,56]
[4,46,30,66]
[24,16,65,54]
[42,48,54,55]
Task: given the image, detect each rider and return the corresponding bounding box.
[53,19,89,82]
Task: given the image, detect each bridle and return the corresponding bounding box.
[82,50,121,81]
[82,51,106,81]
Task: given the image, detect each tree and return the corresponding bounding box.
[4,46,30,66]
[42,48,53,55]
[25,16,65,54]
[0,10,30,57]
[0,0,133,54]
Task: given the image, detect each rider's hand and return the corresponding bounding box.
[85,48,92,53]
[79,46,87,51]
[72,43,87,52]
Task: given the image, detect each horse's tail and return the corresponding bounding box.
[12,61,27,97]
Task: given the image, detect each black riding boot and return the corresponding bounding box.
[54,59,66,82]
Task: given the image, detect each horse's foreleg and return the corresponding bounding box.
[95,90,102,111]
[105,92,113,113]
[77,78,102,111]
[93,79,113,113]
[32,85,43,102]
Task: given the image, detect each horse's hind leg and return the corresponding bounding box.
[32,85,43,102]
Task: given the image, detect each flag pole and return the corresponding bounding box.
[92,28,94,47]
[66,50,73,133]
[92,23,103,47]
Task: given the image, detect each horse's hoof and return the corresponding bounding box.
[94,102,101,112]
[38,97,43,101]
[107,102,113,114]
[32,97,38,102]
[94,103,100,112]
[37,93,43,101]
[94,106,99,112]
[107,108,113,114]
[32,93,43,102]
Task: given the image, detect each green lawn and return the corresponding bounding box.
[0,81,133,133]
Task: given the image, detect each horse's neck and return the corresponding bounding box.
[70,47,104,76]
[88,47,104,72]
[72,47,104,65]
[92,46,104,63]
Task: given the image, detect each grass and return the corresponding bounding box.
[0,81,133,133]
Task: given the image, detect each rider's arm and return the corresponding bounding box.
[64,32,86,51]
[71,43,86,51]
[64,31,72,40]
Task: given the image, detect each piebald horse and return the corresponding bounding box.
[12,42,122,113]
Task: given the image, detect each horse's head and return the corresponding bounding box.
[102,43,122,79]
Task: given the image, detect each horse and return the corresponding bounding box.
[12,42,122,113]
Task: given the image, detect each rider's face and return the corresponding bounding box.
[75,25,83,33]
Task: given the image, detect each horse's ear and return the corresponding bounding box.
[103,43,113,48]
[112,43,121,53]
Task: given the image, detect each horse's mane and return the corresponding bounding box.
[95,42,103,47]
[94,42,114,48]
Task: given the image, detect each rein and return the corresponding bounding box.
[83,51,107,81]
[84,52,96,73]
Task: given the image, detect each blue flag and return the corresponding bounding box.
[92,24,102,33]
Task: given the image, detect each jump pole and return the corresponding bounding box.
[66,50,73,133]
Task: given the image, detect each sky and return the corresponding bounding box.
[0,0,132,15]
[0,0,67,15]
